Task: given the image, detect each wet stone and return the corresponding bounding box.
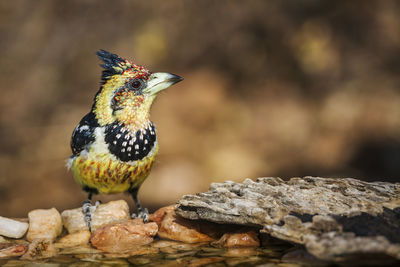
[225,256,263,266]
[90,218,158,253]
[213,230,260,248]
[104,246,159,258]
[21,239,58,260]
[58,245,100,255]
[187,256,224,267]
[151,239,205,252]
[223,247,260,258]
[155,206,214,243]
[0,243,28,258]
[164,250,197,259]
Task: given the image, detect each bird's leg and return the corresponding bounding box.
[129,188,149,222]
[82,192,95,232]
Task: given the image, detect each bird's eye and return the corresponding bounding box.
[129,79,143,90]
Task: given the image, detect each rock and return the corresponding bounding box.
[149,205,173,226]
[26,208,62,242]
[0,243,28,258]
[90,218,158,253]
[0,216,29,239]
[213,230,260,248]
[176,177,400,261]
[54,230,91,248]
[61,200,130,233]
[21,239,58,260]
[154,206,214,243]
[304,232,400,263]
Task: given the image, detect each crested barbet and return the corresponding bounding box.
[68,50,183,231]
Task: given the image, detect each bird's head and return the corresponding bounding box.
[92,50,182,130]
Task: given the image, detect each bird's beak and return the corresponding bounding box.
[143,72,183,95]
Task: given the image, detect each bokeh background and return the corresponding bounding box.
[1,0,400,217]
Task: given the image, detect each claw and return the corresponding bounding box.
[82,198,100,232]
[131,208,149,222]
[82,200,93,232]
[93,200,101,211]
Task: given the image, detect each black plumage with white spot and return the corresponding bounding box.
[71,112,99,156]
[104,122,156,161]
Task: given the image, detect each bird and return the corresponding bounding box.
[67,50,183,231]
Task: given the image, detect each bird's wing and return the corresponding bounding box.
[70,112,99,155]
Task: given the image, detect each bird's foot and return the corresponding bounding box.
[82,200,100,232]
[131,208,149,222]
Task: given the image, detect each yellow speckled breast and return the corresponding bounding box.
[70,144,158,194]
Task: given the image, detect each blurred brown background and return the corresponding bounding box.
[1,0,400,217]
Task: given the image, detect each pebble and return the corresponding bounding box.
[149,205,174,226]
[61,200,130,233]
[54,230,91,248]
[26,208,62,242]
[155,206,214,243]
[105,246,159,258]
[223,247,260,257]
[21,238,58,260]
[214,230,260,247]
[187,257,224,267]
[225,256,262,266]
[0,216,29,239]
[58,245,100,255]
[90,218,158,253]
[0,243,28,258]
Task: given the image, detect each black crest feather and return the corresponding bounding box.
[96,50,126,83]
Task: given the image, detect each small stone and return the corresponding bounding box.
[105,246,159,258]
[149,205,174,226]
[61,200,130,233]
[164,250,197,259]
[225,256,262,266]
[21,239,58,260]
[0,216,29,239]
[213,230,260,247]
[73,252,104,262]
[0,243,28,258]
[128,257,152,265]
[187,257,224,267]
[54,230,91,248]
[26,208,62,242]
[156,207,214,243]
[90,219,158,253]
[151,240,185,248]
[223,247,259,257]
[197,246,225,257]
[159,245,178,254]
[127,252,163,265]
[58,245,100,255]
